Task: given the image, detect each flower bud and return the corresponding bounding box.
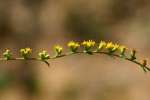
[54,45,63,56]
[3,49,12,60]
[38,50,50,61]
[130,49,136,60]
[97,41,106,51]
[141,59,147,67]
[119,46,127,56]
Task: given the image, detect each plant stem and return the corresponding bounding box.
[0,51,149,72]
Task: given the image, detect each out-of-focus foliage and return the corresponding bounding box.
[0,0,150,100]
[65,6,107,40]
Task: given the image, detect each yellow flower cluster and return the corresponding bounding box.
[82,40,95,52]
[20,48,32,59]
[0,40,149,72]
[82,40,95,48]
[67,41,80,52]
[54,45,63,56]
[98,41,126,54]
[38,50,50,60]
[20,48,32,54]
[105,42,120,52]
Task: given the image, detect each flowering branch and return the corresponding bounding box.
[0,40,150,73]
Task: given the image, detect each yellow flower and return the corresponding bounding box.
[20,48,32,59]
[68,41,80,52]
[112,44,120,51]
[106,42,114,50]
[106,42,120,52]
[20,48,32,54]
[3,49,12,60]
[38,50,50,60]
[82,40,95,50]
[98,41,106,51]
[54,45,63,55]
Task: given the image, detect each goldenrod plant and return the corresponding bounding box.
[0,40,149,73]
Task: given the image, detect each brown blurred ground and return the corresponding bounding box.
[0,0,150,100]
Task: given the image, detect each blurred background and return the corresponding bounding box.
[0,0,150,100]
